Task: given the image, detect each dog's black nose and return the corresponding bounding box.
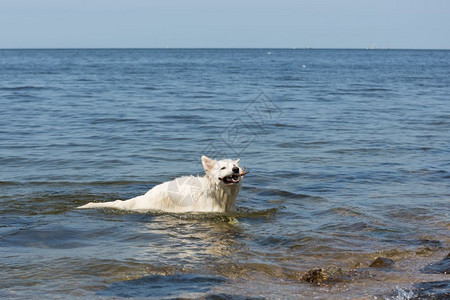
[232,166,239,173]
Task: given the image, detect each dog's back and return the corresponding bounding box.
[78,156,244,213]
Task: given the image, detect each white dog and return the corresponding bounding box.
[78,156,245,213]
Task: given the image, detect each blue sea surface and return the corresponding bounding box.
[0,49,449,299]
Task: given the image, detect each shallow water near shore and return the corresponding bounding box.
[1,49,449,299]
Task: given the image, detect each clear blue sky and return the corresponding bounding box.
[1,0,449,49]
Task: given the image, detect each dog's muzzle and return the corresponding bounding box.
[221,174,240,184]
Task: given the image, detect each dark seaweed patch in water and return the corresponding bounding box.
[98,273,227,298]
[411,281,450,300]
[387,281,450,300]
[421,253,450,274]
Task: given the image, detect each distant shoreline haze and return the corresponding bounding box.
[0,47,449,50]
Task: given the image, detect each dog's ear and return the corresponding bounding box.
[201,155,215,173]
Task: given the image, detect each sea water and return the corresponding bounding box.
[1,49,449,299]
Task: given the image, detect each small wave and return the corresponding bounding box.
[91,118,137,124]
[363,87,391,92]
[154,207,278,221]
[256,188,310,200]
[247,186,326,203]
[0,181,21,186]
[277,141,300,148]
[159,114,208,121]
[274,122,297,128]
[0,227,94,249]
[0,180,150,187]
[278,76,300,81]
[0,85,46,91]
[273,84,305,89]
[184,94,215,99]
[328,87,393,96]
[88,206,278,221]
[326,147,385,154]
[98,273,227,298]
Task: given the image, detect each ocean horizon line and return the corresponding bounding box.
[0,47,449,51]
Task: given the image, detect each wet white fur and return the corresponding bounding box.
[78,156,242,213]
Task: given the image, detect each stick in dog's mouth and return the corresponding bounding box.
[239,167,249,177]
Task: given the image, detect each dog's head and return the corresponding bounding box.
[202,155,243,187]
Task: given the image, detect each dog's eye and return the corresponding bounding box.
[220,167,226,170]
